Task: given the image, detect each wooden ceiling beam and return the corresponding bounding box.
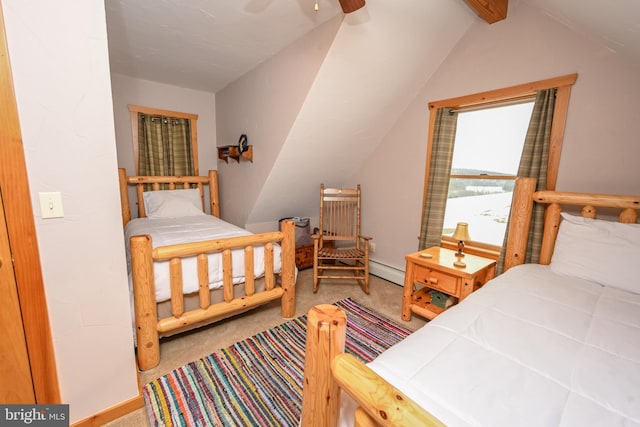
[464,0,508,24]
[338,0,366,14]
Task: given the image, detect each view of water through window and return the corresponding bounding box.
[443,101,534,246]
[444,187,514,246]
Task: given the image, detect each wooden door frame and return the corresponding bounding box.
[0,2,60,403]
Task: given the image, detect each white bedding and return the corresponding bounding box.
[361,264,640,426]
[124,215,282,303]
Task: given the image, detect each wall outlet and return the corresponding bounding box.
[369,241,376,253]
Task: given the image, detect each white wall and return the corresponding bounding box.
[215,15,342,230]
[352,0,640,271]
[2,0,139,422]
[243,1,477,232]
[110,74,217,218]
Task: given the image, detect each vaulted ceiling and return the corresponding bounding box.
[104,0,640,227]
[105,0,345,92]
[105,0,640,93]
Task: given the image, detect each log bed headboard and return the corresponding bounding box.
[118,168,220,226]
[503,177,640,272]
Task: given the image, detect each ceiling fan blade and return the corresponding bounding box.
[338,0,366,14]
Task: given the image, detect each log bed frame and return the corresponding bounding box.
[118,168,296,371]
[301,177,640,426]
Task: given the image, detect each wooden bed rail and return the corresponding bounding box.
[301,305,444,427]
[332,354,445,427]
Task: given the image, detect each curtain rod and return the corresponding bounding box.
[450,96,536,114]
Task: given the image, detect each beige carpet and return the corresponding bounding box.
[104,268,426,426]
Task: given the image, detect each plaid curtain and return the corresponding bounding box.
[418,108,458,250]
[496,88,556,273]
[138,113,194,177]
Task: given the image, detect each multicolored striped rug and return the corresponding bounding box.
[143,298,413,426]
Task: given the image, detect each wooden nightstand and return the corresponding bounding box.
[295,244,314,270]
[402,246,496,321]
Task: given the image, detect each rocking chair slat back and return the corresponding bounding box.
[321,186,361,244]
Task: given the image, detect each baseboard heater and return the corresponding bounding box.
[369,260,405,286]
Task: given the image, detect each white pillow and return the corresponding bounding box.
[142,189,205,218]
[549,212,640,294]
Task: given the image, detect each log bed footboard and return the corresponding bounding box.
[301,179,640,426]
[131,220,296,371]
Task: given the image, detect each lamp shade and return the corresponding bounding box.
[452,222,470,242]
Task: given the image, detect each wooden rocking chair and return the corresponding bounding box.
[312,184,371,294]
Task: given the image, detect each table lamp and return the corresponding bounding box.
[452,222,470,267]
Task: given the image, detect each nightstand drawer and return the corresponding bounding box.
[413,265,459,295]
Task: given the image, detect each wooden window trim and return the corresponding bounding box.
[450,174,517,180]
[441,236,501,260]
[127,104,199,175]
[423,73,578,252]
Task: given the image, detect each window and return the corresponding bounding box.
[443,101,534,246]
[128,105,199,176]
[421,74,578,257]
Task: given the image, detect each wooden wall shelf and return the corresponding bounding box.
[217,145,253,163]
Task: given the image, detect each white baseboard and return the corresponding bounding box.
[370,260,405,286]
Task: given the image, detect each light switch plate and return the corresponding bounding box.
[38,192,64,219]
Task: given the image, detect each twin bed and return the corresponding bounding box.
[301,177,640,426]
[118,168,296,371]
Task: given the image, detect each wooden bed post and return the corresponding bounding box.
[208,170,220,218]
[301,304,347,427]
[503,177,536,272]
[280,220,296,318]
[301,304,447,426]
[130,234,160,370]
[538,202,562,264]
[118,168,131,226]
